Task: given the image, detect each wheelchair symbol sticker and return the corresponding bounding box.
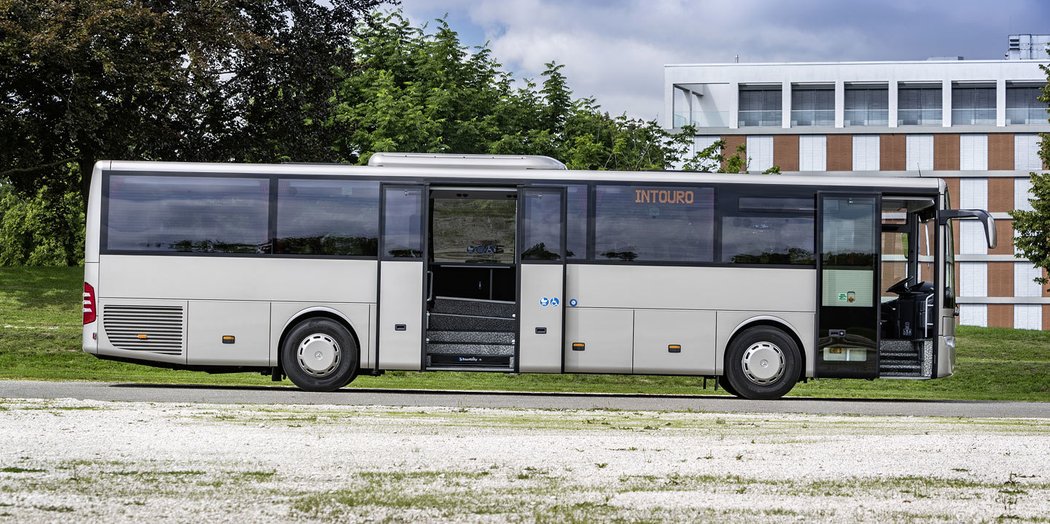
[550,297,560,307]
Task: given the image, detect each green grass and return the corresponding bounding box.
[1,266,1048,401]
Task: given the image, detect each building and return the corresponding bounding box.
[662,41,1049,330]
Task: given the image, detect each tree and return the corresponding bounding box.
[0,0,387,203]
[1009,61,1050,290]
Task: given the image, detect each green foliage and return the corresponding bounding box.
[332,12,701,171]
[1009,63,1050,290]
[0,183,83,267]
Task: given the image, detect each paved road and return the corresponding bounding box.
[1,380,1048,418]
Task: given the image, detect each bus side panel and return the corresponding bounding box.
[187,300,270,366]
[269,302,373,369]
[98,256,377,304]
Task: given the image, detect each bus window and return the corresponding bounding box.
[106,175,270,254]
[566,185,587,260]
[720,192,815,265]
[594,185,714,263]
[275,179,379,256]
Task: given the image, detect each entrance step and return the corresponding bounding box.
[428,312,515,332]
[427,330,515,345]
[426,353,513,369]
[878,338,932,378]
[431,297,515,318]
[427,343,515,357]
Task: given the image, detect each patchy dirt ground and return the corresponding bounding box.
[0,397,1048,522]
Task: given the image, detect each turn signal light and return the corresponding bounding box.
[83,282,96,325]
[571,342,585,351]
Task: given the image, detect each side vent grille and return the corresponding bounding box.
[103,305,184,355]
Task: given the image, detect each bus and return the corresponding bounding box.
[81,154,997,399]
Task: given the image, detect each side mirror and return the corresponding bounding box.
[939,209,997,249]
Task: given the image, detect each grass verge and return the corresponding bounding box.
[1,266,1048,401]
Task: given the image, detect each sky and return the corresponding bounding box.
[397,0,1049,120]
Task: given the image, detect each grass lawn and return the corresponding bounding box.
[1,266,1048,401]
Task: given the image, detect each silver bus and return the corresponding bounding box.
[81,154,996,399]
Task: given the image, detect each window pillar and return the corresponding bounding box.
[996,78,1007,127]
[782,81,791,128]
[834,81,845,128]
[888,81,898,129]
[942,79,952,127]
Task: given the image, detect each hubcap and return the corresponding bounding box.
[741,341,785,385]
[297,333,340,377]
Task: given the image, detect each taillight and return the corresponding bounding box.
[83,282,96,324]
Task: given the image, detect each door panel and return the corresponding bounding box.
[816,193,880,378]
[377,185,426,371]
[518,187,566,373]
[187,301,270,366]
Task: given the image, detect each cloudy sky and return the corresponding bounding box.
[397,0,1049,120]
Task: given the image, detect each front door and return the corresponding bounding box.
[816,193,880,378]
[517,187,566,373]
[377,184,427,370]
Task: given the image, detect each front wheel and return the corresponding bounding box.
[724,326,801,400]
[281,318,358,392]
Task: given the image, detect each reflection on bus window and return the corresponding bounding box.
[594,185,715,263]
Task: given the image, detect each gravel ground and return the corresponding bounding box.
[0,397,1048,523]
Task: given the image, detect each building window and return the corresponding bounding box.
[745,136,774,172]
[790,85,834,126]
[1006,84,1048,125]
[905,135,933,171]
[852,136,880,170]
[959,135,988,171]
[799,135,827,171]
[898,84,942,126]
[739,86,782,127]
[1015,135,1043,170]
[844,85,888,126]
[951,83,996,125]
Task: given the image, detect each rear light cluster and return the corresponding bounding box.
[83,282,96,324]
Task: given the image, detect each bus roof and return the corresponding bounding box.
[101,160,946,192]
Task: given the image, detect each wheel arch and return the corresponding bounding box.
[278,307,364,372]
[724,316,807,381]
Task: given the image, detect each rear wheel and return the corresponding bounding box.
[281,318,358,392]
[725,326,801,400]
[717,375,739,397]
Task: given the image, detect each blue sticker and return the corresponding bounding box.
[550,297,560,307]
[539,297,550,307]
[569,298,578,307]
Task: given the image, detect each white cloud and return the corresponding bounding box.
[400,0,1048,120]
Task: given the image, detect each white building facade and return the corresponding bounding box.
[664,58,1049,329]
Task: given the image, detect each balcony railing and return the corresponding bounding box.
[1006,107,1049,125]
[951,108,996,126]
[738,110,782,127]
[790,109,835,127]
[844,109,889,127]
[897,108,942,126]
[672,110,730,128]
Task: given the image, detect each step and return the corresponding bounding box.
[880,362,923,371]
[431,297,516,318]
[427,354,513,369]
[427,330,515,345]
[428,313,516,332]
[880,351,921,359]
[426,343,515,357]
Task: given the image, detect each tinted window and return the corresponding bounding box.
[106,175,269,253]
[275,179,379,256]
[382,186,423,258]
[432,198,516,264]
[594,185,714,263]
[566,185,587,259]
[721,190,815,265]
[522,189,562,261]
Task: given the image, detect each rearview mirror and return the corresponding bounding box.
[939,209,997,249]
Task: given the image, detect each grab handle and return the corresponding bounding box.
[426,270,434,302]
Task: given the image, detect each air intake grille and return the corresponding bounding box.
[103,305,184,355]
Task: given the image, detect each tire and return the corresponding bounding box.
[724,326,801,400]
[717,375,739,397]
[281,318,358,392]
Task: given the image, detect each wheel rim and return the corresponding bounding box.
[297,333,341,377]
[741,341,785,385]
